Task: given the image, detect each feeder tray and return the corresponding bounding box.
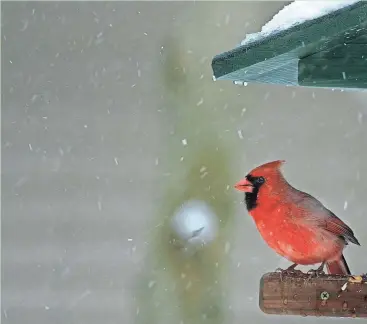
[211,1,367,89]
[259,271,367,317]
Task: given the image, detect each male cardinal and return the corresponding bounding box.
[235,160,360,275]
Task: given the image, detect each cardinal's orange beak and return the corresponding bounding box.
[234,178,253,193]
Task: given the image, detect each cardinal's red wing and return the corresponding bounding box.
[291,190,360,246]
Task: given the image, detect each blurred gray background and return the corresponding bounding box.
[2,2,367,324]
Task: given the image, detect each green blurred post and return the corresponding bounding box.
[134,37,238,324]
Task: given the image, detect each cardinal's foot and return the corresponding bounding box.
[307,269,325,277]
[307,262,326,278]
[275,263,303,277]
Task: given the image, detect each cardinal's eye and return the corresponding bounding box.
[257,176,265,184]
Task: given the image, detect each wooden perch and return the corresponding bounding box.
[259,271,367,318]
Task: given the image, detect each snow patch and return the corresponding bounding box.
[241,0,360,45]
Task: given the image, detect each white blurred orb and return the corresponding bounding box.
[171,200,219,248]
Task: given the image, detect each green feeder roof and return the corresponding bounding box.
[211,1,367,90]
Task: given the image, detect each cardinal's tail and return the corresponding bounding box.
[326,254,351,275]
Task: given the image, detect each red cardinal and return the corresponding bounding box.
[235,160,360,275]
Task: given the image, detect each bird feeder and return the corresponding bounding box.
[211,0,367,318]
[211,1,367,90]
[260,272,367,318]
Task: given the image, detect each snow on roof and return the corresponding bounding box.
[241,0,361,46]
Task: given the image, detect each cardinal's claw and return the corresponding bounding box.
[275,268,302,274]
[275,265,303,282]
[307,262,326,278]
[276,263,301,272]
[307,269,325,278]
